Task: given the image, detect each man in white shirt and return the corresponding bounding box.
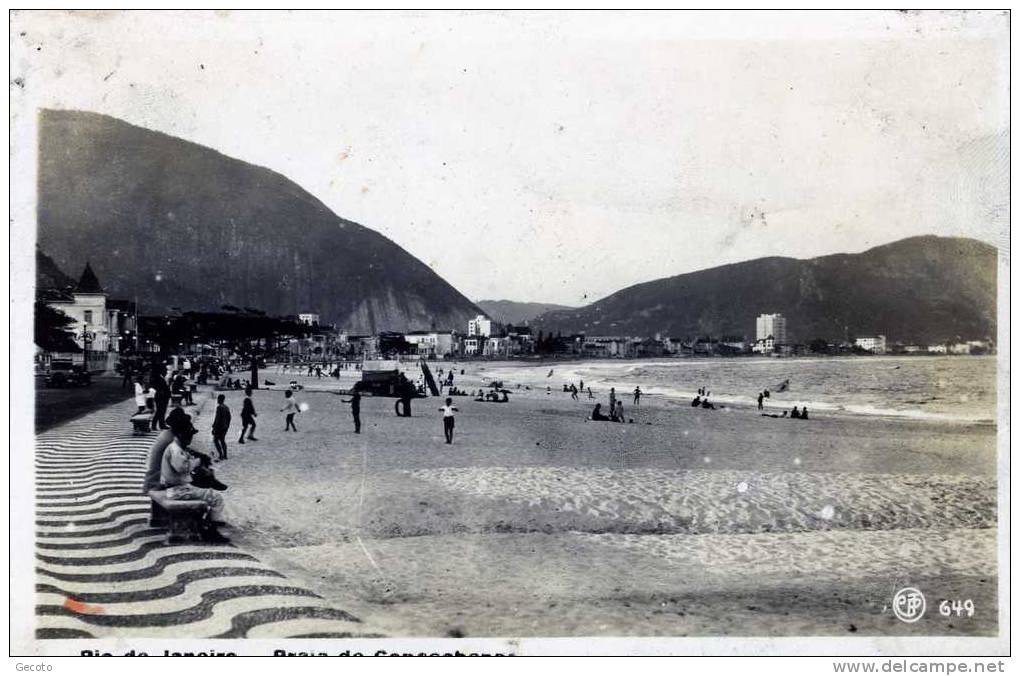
[160,418,228,543]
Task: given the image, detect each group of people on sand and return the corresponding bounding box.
[761,406,809,420]
[133,365,199,431]
[589,386,633,423]
[475,389,510,403]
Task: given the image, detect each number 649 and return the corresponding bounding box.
[938,599,975,617]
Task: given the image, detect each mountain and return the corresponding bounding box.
[532,236,997,344]
[35,248,75,296]
[476,300,575,326]
[36,110,481,333]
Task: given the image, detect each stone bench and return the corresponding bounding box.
[130,413,152,435]
[148,489,208,543]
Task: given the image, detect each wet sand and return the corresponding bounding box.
[194,367,997,637]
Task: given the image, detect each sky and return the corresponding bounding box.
[10,10,1010,306]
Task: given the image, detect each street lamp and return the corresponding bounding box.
[78,324,96,368]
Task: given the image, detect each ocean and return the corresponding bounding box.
[475,355,998,423]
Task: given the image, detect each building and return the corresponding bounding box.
[948,342,973,355]
[463,336,485,356]
[484,336,509,357]
[755,313,788,350]
[927,343,948,354]
[854,335,887,354]
[298,313,320,326]
[404,331,457,358]
[752,337,775,354]
[43,263,123,370]
[467,314,492,337]
[580,336,630,358]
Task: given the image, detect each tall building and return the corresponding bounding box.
[855,335,887,354]
[756,313,788,346]
[467,314,492,337]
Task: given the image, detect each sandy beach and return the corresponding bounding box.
[191,363,997,637]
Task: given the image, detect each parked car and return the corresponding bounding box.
[44,359,92,388]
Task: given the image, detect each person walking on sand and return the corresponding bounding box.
[238,387,258,443]
[588,387,594,399]
[633,386,642,405]
[341,388,362,434]
[281,390,300,431]
[757,392,764,410]
[570,383,579,401]
[211,394,231,461]
[609,388,617,417]
[439,397,459,444]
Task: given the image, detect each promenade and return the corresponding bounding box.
[33,389,384,639]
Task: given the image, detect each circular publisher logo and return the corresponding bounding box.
[892,587,926,623]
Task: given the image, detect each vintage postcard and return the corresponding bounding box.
[8,10,1010,659]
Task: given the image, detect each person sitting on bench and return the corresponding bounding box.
[160,417,229,543]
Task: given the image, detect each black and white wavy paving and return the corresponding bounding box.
[35,397,382,639]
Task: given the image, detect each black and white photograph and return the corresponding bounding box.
[9,9,1010,658]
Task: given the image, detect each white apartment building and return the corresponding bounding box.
[756,313,788,347]
[298,313,320,326]
[855,335,887,354]
[467,315,492,337]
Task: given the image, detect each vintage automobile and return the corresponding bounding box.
[44,359,93,388]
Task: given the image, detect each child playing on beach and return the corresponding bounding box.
[281,390,300,431]
[238,387,257,444]
[211,394,231,461]
[341,389,362,434]
[439,397,459,444]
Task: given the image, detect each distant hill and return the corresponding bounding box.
[36,110,481,333]
[36,248,75,296]
[476,300,575,326]
[531,236,997,344]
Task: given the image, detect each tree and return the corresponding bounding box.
[139,310,312,387]
[808,338,831,354]
[34,301,80,353]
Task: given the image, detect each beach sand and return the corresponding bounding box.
[195,366,997,637]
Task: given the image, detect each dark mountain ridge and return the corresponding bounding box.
[532,236,997,344]
[476,300,575,326]
[37,109,481,333]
